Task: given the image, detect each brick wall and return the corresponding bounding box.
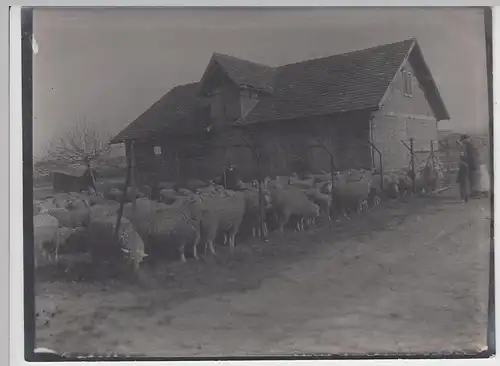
[371,56,439,171]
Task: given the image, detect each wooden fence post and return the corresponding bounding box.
[115,141,132,237]
[410,138,416,194]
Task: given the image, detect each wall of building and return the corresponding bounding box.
[371,54,439,172]
[132,110,374,185]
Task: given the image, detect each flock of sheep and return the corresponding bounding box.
[32,167,431,277]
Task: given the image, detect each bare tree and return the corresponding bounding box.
[47,118,111,192]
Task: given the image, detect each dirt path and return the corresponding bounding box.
[35,192,491,357]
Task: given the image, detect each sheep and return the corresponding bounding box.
[87,214,147,273]
[268,186,319,232]
[159,188,178,204]
[311,173,333,183]
[288,176,316,189]
[395,171,413,197]
[88,201,121,222]
[122,198,170,222]
[196,185,217,195]
[198,191,247,254]
[146,200,202,262]
[43,207,90,229]
[105,187,124,201]
[240,188,273,238]
[295,200,320,231]
[140,185,152,199]
[236,180,258,191]
[331,172,372,218]
[87,194,107,206]
[33,202,41,215]
[177,188,194,197]
[184,179,210,192]
[121,196,203,262]
[124,187,145,201]
[65,197,89,210]
[302,188,332,221]
[34,214,60,268]
[36,198,57,213]
[316,180,333,195]
[53,227,84,261]
[158,181,176,190]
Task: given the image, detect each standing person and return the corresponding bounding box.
[460,134,479,196]
[457,152,470,203]
[224,163,239,190]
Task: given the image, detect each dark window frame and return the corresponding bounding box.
[402,70,413,97]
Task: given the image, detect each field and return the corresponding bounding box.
[33,184,491,357]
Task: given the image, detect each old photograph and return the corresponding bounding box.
[27,6,492,359]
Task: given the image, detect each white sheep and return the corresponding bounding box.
[36,198,57,213]
[33,214,60,268]
[123,196,203,262]
[287,176,316,189]
[43,207,90,228]
[87,214,147,273]
[105,187,124,201]
[158,181,176,190]
[332,171,372,218]
[88,201,121,222]
[159,188,178,204]
[302,187,332,221]
[269,186,319,232]
[241,188,273,238]
[177,188,194,197]
[198,191,247,254]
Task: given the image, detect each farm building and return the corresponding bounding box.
[50,165,97,193]
[111,38,450,186]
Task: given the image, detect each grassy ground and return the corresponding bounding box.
[33,185,491,357]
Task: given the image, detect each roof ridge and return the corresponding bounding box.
[212,52,276,69]
[278,38,416,69]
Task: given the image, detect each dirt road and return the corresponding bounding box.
[35,191,491,357]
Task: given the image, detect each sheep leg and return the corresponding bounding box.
[229,233,236,252]
[263,222,268,237]
[207,240,216,255]
[179,242,187,262]
[192,230,200,260]
[278,212,287,233]
[54,232,60,262]
[252,227,256,237]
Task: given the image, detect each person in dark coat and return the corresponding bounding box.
[224,164,239,190]
[457,152,470,203]
[460,134,479,195]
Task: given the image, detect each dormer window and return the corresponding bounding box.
[402,70,413,97]
[240,87,259,118]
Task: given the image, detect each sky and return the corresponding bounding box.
[33,7,489,160]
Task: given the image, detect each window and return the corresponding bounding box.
[402,70,413,97]
[153,146,162,156]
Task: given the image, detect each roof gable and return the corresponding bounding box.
[199,53,276,95]
[400,41,450,120]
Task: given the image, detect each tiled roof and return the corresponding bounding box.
[212,53,276,93]
[243,39,414,124]
[112,38,450,143]
[112,82,201,142]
